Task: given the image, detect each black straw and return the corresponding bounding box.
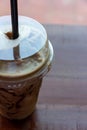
[10,0,19,39]
[10,0,20,61]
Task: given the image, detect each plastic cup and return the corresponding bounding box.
[0,16,53,120]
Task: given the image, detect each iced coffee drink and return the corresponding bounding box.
[0,16,53,119]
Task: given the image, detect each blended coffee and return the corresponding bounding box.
[0,16,53,119]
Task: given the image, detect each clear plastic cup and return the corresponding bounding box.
[0,16,53,119]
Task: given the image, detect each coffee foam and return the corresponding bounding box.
[0,43,50,78]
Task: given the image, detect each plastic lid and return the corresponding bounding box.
[0,16,47,60]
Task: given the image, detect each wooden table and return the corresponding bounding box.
[1,25,87,130]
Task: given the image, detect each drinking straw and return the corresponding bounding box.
[10,0,20,60]
[10,0,19,39]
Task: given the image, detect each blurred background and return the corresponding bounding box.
[0,0,87,24]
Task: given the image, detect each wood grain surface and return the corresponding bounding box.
[1,25,87,130]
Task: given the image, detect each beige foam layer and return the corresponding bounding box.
[0,42,49,78]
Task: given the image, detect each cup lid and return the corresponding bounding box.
[0,16,47,60]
